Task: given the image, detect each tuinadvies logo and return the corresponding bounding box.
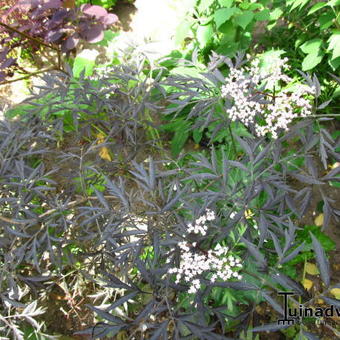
[278,291,340,325]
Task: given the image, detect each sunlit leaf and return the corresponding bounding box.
[302,278,313,290]
[305,262,319,275]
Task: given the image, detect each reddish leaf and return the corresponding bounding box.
[81,24,104,43]
[41,0,63,10]
[65,34,79,50]
[104,13,119,25]
[82,5,107,19]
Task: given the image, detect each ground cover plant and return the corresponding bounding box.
[0,1,339,340]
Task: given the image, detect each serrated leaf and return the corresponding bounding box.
[310,232,330,287]
[308,2,327,15]
[302,331,321,340]
[287,0,310,11]
[251,322,290,332]
[319,12,335,30]
[262,292,284,315]
[171,128,189,157]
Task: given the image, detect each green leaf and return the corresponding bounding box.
[193,129,203,144]
[328,0,340,6]
[217,0,234,7]
[175,19,193,45]
[96,30,118,47]
[328,32,340,60]
[214,7,237,28]
[170,66,204,78]
[319,12,336,30]
[248,3,263,11]
[307,2,327,15]
[287,0,309,11]
[218,20,237,39]
[299,225,336,252]
[270,8,283,21]
[72,49,99,77]
[198,0,215,13]
[171,126,189,157]
[255,9,270,21]
[329,56,340,70]
[301,52,324,71]
[216,41,239,56]
[299,38,323,54]
[235,11,254,30]
[197,23,214,48]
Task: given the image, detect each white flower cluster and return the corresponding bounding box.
[168,209,242,294]
[187,208,215,235]
[169,242,242,294]
[220,57,315,139]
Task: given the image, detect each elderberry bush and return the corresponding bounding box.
[0,54,339,339]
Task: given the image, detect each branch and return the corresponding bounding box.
[0,67,64,85]
[0,21,59,51]
[0,195,118,225]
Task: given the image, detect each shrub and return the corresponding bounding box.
[0,54,339,339]
[0,0,118,82]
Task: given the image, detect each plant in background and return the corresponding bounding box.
[160,52,334,156]
[175,0,280,61]
[284,0,340,71]
[220,56,316,139]
[174,0,339,88]
[0,0,118,82]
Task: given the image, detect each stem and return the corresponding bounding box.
[300,255,307,305]
[228,124,237,155]
[0,21,59,51]
[0,195,118,225]
[218,100,237,155]
[0,67,60,85]
[309,114,340,118]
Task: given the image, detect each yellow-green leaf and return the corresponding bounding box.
[302,52,324,71]
[314,213,324,227]
[99,147,112,161]
[330,288,340,299]
[302,278,313,290]
[300,39,323,54]
[305,262,319,275]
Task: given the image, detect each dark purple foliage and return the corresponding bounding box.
[0,56,339,339]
